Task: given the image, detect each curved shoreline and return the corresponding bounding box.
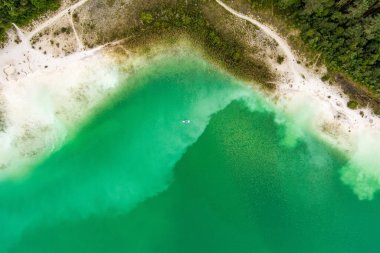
[0,0,379,199]
[216,0,380,200]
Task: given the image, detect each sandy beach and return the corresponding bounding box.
[0,0,379,198]
[216,0,380,199]
[0,0,138,179]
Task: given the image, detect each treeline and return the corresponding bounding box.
[0,0,59,42]
[135,1,274,86]
[249,0,380,93]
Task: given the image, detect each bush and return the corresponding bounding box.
[276,55,284,64]
[347,100,359,110]
[140,12,154,24]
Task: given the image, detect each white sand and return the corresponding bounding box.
[0,44,135,177]
[216,0,380,200]
[0,0,379,199]
[0,0,140,179]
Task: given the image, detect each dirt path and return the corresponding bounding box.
[215,0,304,82]
[27,0,90,40]
[70,11,84,50]
[215,1,380,201]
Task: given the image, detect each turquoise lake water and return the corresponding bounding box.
[1,54,380,252]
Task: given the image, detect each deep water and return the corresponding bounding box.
[1,54,380,253]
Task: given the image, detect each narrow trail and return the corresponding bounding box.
[216,1,380,201]
[0,0,104,84]
[215,0,304,83]
[70,11,84,50]
[11,23,27,42]
[0,0,379,201]
[27,0,90,40]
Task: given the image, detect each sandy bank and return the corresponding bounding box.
[0,0,379,199]
[216,0,380,200]
[0,3,144,179]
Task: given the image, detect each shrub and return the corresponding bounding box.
[347,100,359,110]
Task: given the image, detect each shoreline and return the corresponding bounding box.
[222,0,380,114]
[0,0,379,198]
[215,0,380,199]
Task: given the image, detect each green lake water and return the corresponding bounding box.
[1,54,380,253]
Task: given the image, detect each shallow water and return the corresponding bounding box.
[1,54,380,253]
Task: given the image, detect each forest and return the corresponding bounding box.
[249,0,380,93]
[0,0,379,94]
[0,0,59,42]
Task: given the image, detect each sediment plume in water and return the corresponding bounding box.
[0,53,256,252]
[273,92,380,200]
[0,49,140,180]
[0,50,379,253]
[1,55,380,252]
[340,130,380,200]
[0,45,379,200]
